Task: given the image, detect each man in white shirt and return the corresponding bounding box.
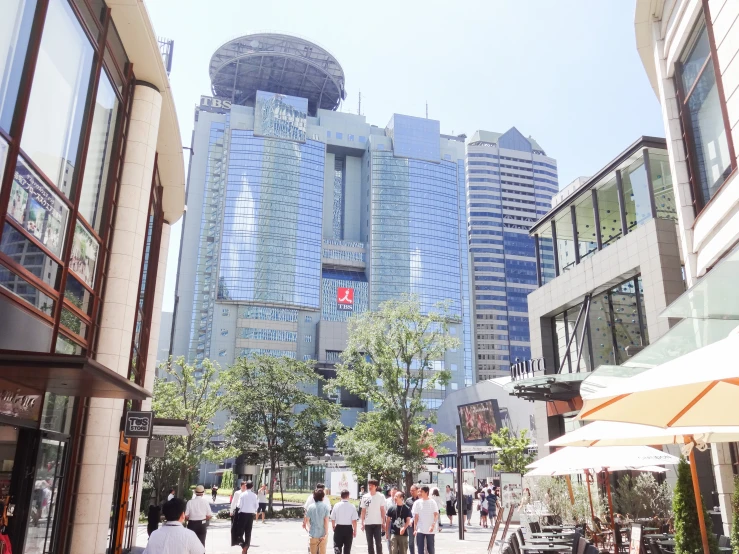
[231,481,246,515]
[167,488,175,501]
[331,489,358,554]
[305,482,332,512]
[361,479,386,554]
[231,481,247,546]
[411,486,438,554]
[144,498,204,554]
[235,480,259,553]
[185,485,212,546]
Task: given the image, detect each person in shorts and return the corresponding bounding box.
[257,484,268,523]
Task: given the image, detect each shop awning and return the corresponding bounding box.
[152,418,191,436]
[0,353,150,400]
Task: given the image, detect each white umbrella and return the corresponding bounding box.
[578,329,739,427]
[548,421,739,448]
[526,445,679,471]
[524,465,667,477]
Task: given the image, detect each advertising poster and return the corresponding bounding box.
[330,470,358,499]
[70,222,99,288]
[500,472,523,509]
[457,399,502,442]
[254,90,308,142]
[437,473,454,502]
[10,158,69,258]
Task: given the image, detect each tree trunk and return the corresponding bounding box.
[177,466,188,498]
[268,455,277,515]
[405,471,414,493]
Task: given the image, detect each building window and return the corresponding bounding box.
[222,308,230,316]
[450,364,458,371]
[677,12,735,209]
[220,329,228,336]
[305,315,312,322]
[219,349,226,357]
[0,0,37,132]
[303,354,310,361]
[305,335,312,343]
[336,132,343,140]
[359,136,366,143]
[348,134,354,141]
[326,131,331,139]
[21,0,95,198]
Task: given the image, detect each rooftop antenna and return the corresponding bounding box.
[358,91,361,116]
[425,101,428,119]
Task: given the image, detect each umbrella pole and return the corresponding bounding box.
[585,469,595,522]
[565,474,575,506]
[686,437,711,554]
[604,469,615,531]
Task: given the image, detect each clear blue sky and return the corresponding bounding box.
[147,0,665,312]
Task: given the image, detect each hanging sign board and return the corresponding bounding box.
[124,411,153,438]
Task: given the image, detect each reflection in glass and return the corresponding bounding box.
[79,73,118,231]
[538,228,555,285]
[0,223,61,289]
[573,194,597,261]
[0,137,8,195]
[609,278,644,363]
[9,157,70,258]
[60,307,87,339]
[0,0,36,132]
[647,149,677,221]
[596,175,622,248]
[23,438,66,554]
[55,333,82,355]
[621,158,652,230]
[63,274,92,315]
[588,289,616,367]
[40,393,73,434]
[0,265,54,315]
[21,0,94,198]
[554,209,576,273]
[69,221,99,288]
[680,19,732,204]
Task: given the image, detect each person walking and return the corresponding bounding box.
[486,488,500,527]
[405,485,418,554]
[143,498,204,554]
[211,484,218,502]
[304,488,331,554]
[146,500,161,537]
[184,485,212,546]
[331,488,358,554]
[235,480,259,554]
[444,485,456,527]
[231,481,247,548]
[305,483,332,512]
[431,489,443,532]
[167,488,176,501]
[385,487,397,550]
[257,484,268,523]
[361,479,386,554]
[479,490,488,528]
[411,486,438,554]
[465,492,473,527]
[386,491,412,554]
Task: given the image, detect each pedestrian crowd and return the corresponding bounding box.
[142,480,501,554]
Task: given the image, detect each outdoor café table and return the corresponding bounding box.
[530,533,575,539]
[521,544,572,552]
[541,526,565,532]
[525,539,573,546]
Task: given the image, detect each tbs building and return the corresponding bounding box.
[170,34,475,427]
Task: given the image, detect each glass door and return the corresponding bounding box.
[22,436,66,554]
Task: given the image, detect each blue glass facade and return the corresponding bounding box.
[321,269,368,322]
[466,128,558,380]
[370,152,462,317]
[219,130,324,308]
[386,114,441,162]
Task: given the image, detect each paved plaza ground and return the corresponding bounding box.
[133,500,502,554]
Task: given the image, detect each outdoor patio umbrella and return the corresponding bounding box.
[576,329,739,554]
[548,421,739,448]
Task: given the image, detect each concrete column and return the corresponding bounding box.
[69,84,162,554]
[711,443,735,534]
[132,221,171,513]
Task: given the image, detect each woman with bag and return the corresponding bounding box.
[444,485,456,527]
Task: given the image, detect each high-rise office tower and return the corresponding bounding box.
[466,129,558,380]
[171,34,474,428]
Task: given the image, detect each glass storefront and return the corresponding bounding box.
[553,276,648,372]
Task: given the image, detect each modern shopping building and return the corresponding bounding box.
[632,0,739,533]
[465,130,559,381]
[0,0,184,552]
[170,33,475,432]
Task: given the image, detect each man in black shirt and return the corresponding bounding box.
[387,491,412,554]
[404,485,418,554]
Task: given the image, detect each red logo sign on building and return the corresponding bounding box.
[337,287,354,311]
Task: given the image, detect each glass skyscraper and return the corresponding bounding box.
[466,128,559,380]
[171,34,474,429]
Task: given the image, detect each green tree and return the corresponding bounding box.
[615,473,672,519]
[222,355,340,514]
[489,427,535,474]
[148,357,229,499]
[221,469,234,492]
[334,296,457,490]
[673,457,718,554]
